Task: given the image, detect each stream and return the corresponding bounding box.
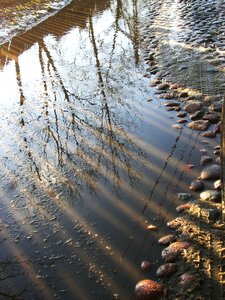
[0,0,221,299]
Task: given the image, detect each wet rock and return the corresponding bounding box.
[172,124,182,129]
[164,101,180,107]
[160,93,175,100]
[158,234,177,245]
[184,101,202,113]
[190,179,204,191]
[204,95,223,103]
[176,112,187,118]
[141,261,152,272]
[170,83,180,90]
[202,113,219,123]
[135,279,165,300]
[201,165,221,180]
[188,120,210,131]
[214,145,220,150]
[162,241,190,262]
[209,102,222,112]
[200,156,213,166]
[157,83,170,90]
[176,203,192,212]
[201,131,216,138]
[177,193,192,201]
[167,218,183,230]
[190,110,205,120]
[177,118,187,124]
[179,91,188,98]
[214,179,221,190]
[156,263,177,278]
[200,190,221,202]
[200,148,207,154]
[214,149,220,155]
[147,224,158,231]
[213,121,221,134]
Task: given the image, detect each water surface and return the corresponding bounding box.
[0,0,219,299]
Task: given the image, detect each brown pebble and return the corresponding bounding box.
[147,224,158,231]
[141,261,152,272]
[177,118,187,124]
[158,234,177,245]
[172,124,182,129]
[201,131,216,138]
[176,203,192,213]
[135,279,165,300]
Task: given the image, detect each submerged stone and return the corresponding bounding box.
[135,279,165,300]
[141,261,152,272]
[177,193,192,201]
[188,120,210,131]
[201,131,215,138]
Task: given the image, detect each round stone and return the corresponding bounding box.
[184,101,202,113]
[200,190,221,202]
[135,279,165,300]
[157,83,170,90]
[201,165,221,180]
[141,261,152,272]
[200,156,212,166]
[190,179,204,191]
[156,263,177,278]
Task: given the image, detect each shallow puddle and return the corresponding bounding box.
[0,0,220,299]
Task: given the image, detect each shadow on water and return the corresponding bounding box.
[0,0,221,299]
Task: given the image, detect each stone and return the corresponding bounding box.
[141,261,152,272]
[184,101,202,113]
[190,110,205,120]
[214,121,221,134]
[200,156,213,166]
[149,79,161,87]
[156,263,177,278]
[177,112,187,118]
[179,91,188,98]
[162,241,190,262]
[188,120,210,131]
[214,179,221,190]
[201,165,220,180]
[170,83,180,89]
[147,224,158,231]
[172,124,182,129]
[177,118,187,124]
[190,179,204,191]
[200,190,221,202]
[158,234,177,245]
[177,193,192,201]
[164,101,180,107]
[135,279,165,300]
[160,93,175,100]
[202,114,219,123]
[157,83,170,90]
[209,102,222,112]
[201,131,215,138]
[176,203,192,212]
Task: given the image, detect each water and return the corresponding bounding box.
[0,0,220,299]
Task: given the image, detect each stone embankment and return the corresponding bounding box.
[135,0,225,299]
